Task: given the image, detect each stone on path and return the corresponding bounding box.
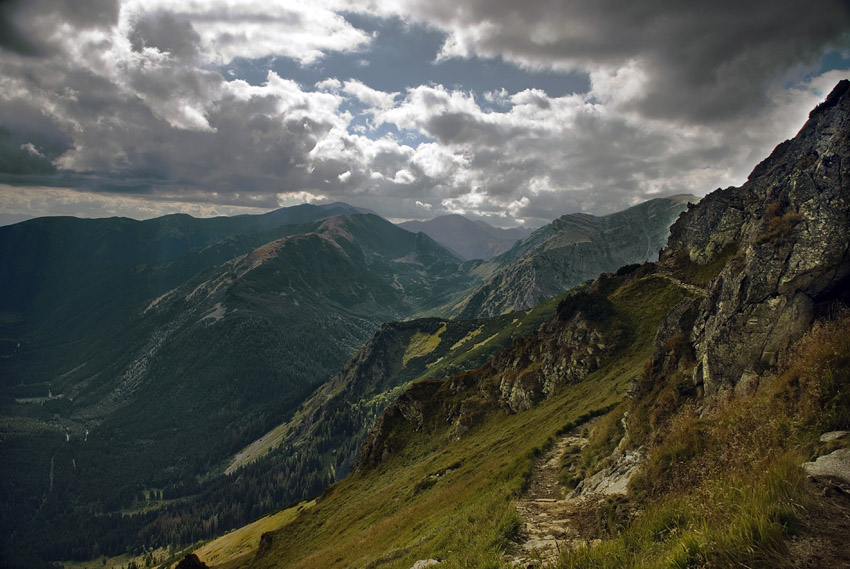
[802,448,850,485]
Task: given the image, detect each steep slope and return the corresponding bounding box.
[655,81,850,398]
[454,196,693,318]
[398,214,534,260]
[229,82,850,569]
[0,213,475,567]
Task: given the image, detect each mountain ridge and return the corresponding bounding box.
[0,210,478,566]
[453,195,695,319]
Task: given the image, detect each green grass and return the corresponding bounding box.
[241,285,849,569]
[191,500,315,567]
[403,323,447,366]
[249,375,625,569]
[558,452,807,569]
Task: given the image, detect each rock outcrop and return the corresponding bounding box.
[657,79,850,397]
[802,448,850,485]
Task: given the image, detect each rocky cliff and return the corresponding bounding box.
[355,271,687,468]
[656,79,850,398]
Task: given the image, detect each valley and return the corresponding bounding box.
[0,186,687,566]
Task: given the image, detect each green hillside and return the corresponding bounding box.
[236,270,690,569]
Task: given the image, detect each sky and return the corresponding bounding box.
[0,0,848,228]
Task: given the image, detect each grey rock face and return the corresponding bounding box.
[572,448,646,497]
[659,80,850,396]
[354,301,625,468]
[491,310,620,413]
[820,431,850,443]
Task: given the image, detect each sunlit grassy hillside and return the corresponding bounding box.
[234,272,690,569]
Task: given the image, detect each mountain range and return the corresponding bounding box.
[6,82,848,569]
[454,195,693,318]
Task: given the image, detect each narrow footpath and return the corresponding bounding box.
[506,420,603,568]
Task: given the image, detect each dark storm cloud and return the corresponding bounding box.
[0,0,119,56]
[423,111,528,146]
[57,85,332,195]
[394,0,850,123]
[0,1,41,56]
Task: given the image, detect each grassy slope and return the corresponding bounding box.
[232,274,688,569]
[252,375,620,569]
[225,275,850,569]
[558,311,850,569]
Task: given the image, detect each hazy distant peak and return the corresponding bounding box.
[398,214,534,260]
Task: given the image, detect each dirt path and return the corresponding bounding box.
[655,273,707,297]
[507,422,603,567]
[788,475,850,569]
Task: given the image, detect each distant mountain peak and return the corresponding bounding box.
[398,214,534,260]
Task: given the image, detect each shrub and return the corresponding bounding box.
[557,290,616,324]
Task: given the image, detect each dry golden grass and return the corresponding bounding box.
[190,501,315,567]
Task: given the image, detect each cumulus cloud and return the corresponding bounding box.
[129,10,202,60]
[122,0,372,65]
[342,79,398,110]
[0,0,119,56]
